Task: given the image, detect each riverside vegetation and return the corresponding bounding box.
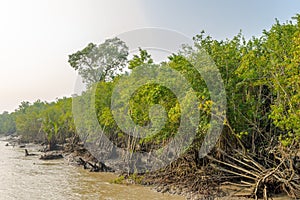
[1,15,300,199]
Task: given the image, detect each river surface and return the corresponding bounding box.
[0,140,184,200]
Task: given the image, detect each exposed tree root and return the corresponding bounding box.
[208,146,300,199]
[138,143,300,200]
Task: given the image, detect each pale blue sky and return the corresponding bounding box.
[142,0,299,40]
[0,0,299,112]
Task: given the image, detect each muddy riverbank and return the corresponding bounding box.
[1,136,293,200]
[0,138,185,200]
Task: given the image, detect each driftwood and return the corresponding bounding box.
[40,152,63,160]
[4,142,16,147]
[78,157,113,172]
[25,149,37,156]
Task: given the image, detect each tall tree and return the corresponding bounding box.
[68,37,129,86]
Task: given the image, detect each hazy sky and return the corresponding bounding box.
[0,0,299,113]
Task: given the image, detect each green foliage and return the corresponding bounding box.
[192,15,300,148]
[129,83,180,144]
[5,15,300,154]
[41,98,75,149]
[264,16,300,145]
[71,16,300,152]
[111,175,125,184]
[5,98,74,147]
[128,47,153,69]
[14,100,47,142]
[128,173,144,184]
[68,37,129,86]
[111,174,144,185]
[0,111,16,135]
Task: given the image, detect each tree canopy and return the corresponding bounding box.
[68,37,129,86]
[0,15,299,180]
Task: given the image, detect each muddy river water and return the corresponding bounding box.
[0,140,184,200]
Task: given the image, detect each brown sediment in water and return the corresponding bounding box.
[4,135,296,200]
[61,137,299,200]
[0,139,185,200]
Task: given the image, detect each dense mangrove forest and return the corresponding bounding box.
[1,15,300,199]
